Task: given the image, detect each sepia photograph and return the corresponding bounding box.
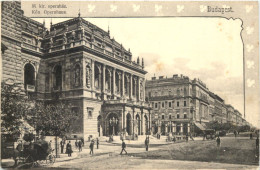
[1,1,259,169]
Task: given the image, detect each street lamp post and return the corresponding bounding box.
[109,117,118,135]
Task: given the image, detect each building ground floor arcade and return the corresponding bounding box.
[152,120,191,136]
[66,98,152,140]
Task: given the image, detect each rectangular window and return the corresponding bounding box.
[177,101,179,107]
[184,101,186,107]
[169,115,172,119]
[152,102,154,108]
[162,115,165,119]
[169,102,172,108]
[162,102,164,108]
[155,103,158,108]
[177,114,180,119]
[158,102,161,109]
[184,114,187,118]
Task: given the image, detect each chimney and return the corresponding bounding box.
[173,74,178,78]
[159,76,164,79]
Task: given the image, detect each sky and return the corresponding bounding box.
[33,17,252,126]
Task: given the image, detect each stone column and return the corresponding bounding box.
[130,74,133,99]
[143,79,146,102]
[118,72,122,96]
[122,71,125,97]
[133,77,137,99]
[132,109,135,137]
[137,77,140,101]
[141,109,144,135]
[98,66,101,91]
[108,70,112,93]
[123,108,126,133]
[188,123,190,133]
[165,124,168,133]
[82,60,86,87]
[172,123,176,134]
[149,110,151,135]
[169,122,172,133]
[113,68,116,97]
[91,60,95,90]
[126,75,130,97]
[180,123,183,134]
[102,64,106,92]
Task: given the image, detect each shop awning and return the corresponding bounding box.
[194,122,206,131]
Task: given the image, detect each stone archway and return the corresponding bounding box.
[107,113,119,136]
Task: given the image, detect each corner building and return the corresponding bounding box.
[145,75,210,135]
[1,1,151,139]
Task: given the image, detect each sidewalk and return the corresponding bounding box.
[1,151,80,168]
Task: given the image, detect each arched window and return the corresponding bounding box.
[184,112,187,119]
[24,63,35,89]
[54,65,62,90]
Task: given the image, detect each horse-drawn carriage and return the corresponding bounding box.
[14,140,56,168]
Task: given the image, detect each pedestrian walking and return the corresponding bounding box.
[145,138,149,151]
[120,140,127,155]
[81,138,84,147]
[60,140,64,154]
[256,136,259,150]
[173,136,176,143]
[78,140,82,152]
[186,133,189,142]
[67,141,73,157]
[216,136,221,147]
[234,130,237,138]
[89,140,94,155]
[96,138,99,149]
[203,132,206,140]
[190,133,194,141]
[75,139,78,149]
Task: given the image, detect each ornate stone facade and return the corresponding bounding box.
[1,1,151,139]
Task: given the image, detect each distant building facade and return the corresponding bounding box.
[145,75,211,135]
[145,74,246,135]
[1,1,151,140]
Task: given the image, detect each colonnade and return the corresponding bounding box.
[88,60,145,101]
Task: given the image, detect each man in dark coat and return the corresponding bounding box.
[216,136,221,147]
[67,141,72,157]
[145,138,149,151]
[120,140,127,155]
[186,133,189,142]
[89,140,94,155]
[96,138,99,149]
[60,140,64,154]
[81,138,84,147]
[78,140,82,152]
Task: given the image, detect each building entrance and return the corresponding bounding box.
[107,113,119,136]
